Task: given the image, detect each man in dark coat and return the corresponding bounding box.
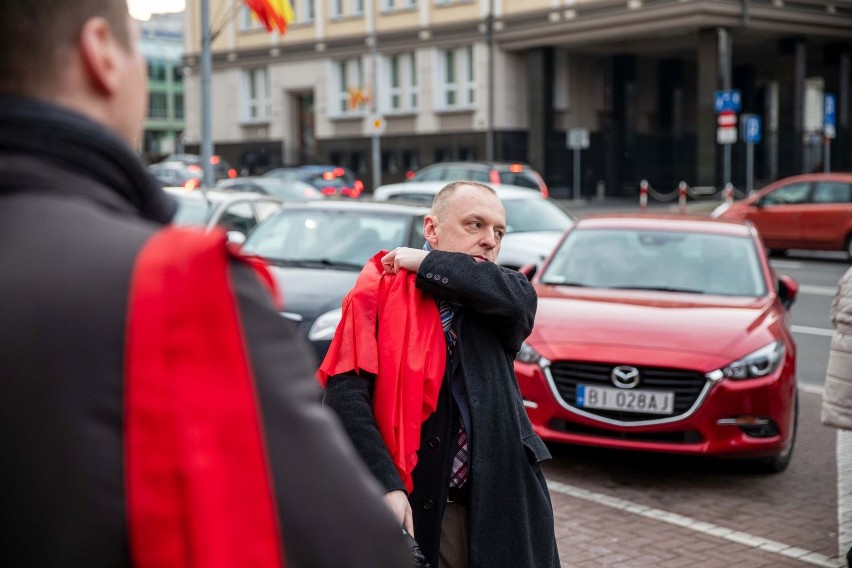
[323,181,560,567]
[0,1,410,567]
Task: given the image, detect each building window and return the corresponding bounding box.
[293,0,315,22]
[239,5,265,30]
[382,0,417,10]
[436,46,475,110]
[330,58,366,117]
[242,67,270,123]
[384,52,417,113]
[174,93,184,119]
[148,60,167,83]
[329,0,362,18]
[148,92,168,119]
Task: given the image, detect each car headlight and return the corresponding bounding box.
[716,341,785,380]
[307,308,343,341]
[515,342,549,366]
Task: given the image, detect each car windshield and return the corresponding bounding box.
[253,180,324,200]
[503,198,572,233]
[242,209,416,268]
[169,194,214,226]
[540,228,767,296]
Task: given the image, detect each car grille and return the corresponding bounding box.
[549,361,707,422]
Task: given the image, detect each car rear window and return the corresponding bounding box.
[498,172,539,190]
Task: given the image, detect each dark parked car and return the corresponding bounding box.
[407,161,549,198]
[240,200,429,360]
[164,153,238,182]
[147,161,202,190]
[264,165,365,198]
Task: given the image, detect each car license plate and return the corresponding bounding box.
[576,384,674,414]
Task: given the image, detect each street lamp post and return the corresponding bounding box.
[485,0,495,161]
[200,0,214,188]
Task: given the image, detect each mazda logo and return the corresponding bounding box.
[611,366,640,389]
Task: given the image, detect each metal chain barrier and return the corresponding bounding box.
[639,179,752,213]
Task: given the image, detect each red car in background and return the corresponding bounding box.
[515,214,799,472]
[714,172,852,259]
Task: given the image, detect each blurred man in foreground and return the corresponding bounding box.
[0,1,410,566]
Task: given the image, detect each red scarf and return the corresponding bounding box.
[317,252,446,493]
[125,227,284,568]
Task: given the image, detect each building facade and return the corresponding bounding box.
[141,12,185,163]
[182,0,852,195]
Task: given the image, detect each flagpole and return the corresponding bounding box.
[200,0,214,187]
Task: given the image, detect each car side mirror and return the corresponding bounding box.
[777,274,798,309]
[226,231,247,246]
[519,263,538,280]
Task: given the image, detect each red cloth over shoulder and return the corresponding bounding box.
[125,226,284,568]
[318,252,446,493]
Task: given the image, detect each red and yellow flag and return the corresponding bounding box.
[243,0,294,34]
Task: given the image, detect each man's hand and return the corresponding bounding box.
[381,247,428,275]
[383,490,414,536]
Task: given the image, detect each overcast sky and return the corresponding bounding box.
[128,0,186,20]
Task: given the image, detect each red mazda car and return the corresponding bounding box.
[515,214,799,472]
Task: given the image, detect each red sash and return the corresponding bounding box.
[125,227,284,568]
[317,252,446,493]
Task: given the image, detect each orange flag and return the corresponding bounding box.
[243,0,294,34]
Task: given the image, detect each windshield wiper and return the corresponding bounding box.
[608,285,705,294]
[262,258,363,270]
[541,280,587,287]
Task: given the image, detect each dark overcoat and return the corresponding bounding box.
[326,250,560,567]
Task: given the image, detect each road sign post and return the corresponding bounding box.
[715,90,741,188]
[567,128,590,201]
[824,93,836,173]
[742,114,761,195]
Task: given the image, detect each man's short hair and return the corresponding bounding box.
[0,0,130,96]
[431,181,497,219]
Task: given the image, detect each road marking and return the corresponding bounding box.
[792,325,836,337]
[799,285,839,297]
[839,430,852,562]
[547,479,844,567]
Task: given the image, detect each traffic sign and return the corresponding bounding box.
[717,110,737,128]
[714,89,742,113]
[717,127,737,144]
[367,113,386,135]
[567,128,590,150]
[743,114,761,144]
[824,94,837,139]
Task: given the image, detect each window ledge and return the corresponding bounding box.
[328,112,367,122]
[434,106,476,115]
[239,118,271,126]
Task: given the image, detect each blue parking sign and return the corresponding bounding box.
[825,94,836,128]
[715,89,742,113]
[744,115,761,144]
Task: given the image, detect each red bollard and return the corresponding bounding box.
[639,180,649,212]
[723,183,734,205]
[678,181,687,214]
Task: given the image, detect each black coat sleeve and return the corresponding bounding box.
[416,250,537,352]
[323,372,407,494]
[231,263,410,568]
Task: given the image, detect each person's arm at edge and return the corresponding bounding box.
[323,372,414,535]
[230,262,411,567]
[415,250,536,351]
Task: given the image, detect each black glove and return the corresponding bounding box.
[402,528,431,568]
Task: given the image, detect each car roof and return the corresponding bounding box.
[419,161,532,170]
[163,187,280,203]
[574,213,755,237]
[377,181,541,199]
[278,198,429,215]
[763,172,852,185]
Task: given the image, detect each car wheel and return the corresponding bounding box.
[846,234,852,261]
[754,393,798,474]
[766,247,788,257]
